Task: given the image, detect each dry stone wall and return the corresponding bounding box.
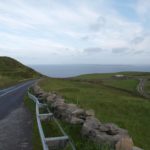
[32,84,143,150]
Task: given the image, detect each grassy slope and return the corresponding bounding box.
[0,56,41,88]
[39,73,150,150]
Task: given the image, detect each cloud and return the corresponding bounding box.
[0,1,54,30]
[112,47,128,54]
[0,0,149,64]
[81,36,89,41]
[84,47,103,53]
[133,50,145,55]
[0,48,10,54]
[131,36,145,44]
[89,16,106,31]
[135,0,150,19]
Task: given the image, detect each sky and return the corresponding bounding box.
[0,0,150,65]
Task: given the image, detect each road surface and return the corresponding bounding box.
[0,80,35,150]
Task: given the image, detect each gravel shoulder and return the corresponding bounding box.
[0,104,33,150]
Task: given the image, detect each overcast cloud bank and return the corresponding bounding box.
[0,0,149,64]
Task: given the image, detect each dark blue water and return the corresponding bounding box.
[30,64,150,78]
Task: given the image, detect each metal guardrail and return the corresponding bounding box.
[47,106,76,150]
[28,92,49,150]
[36,103,49,150]
[28,91,76,150]
[0,86,14,93]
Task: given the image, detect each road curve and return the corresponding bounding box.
[0,80,36,150]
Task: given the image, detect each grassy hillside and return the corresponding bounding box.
[39,73,150,150]
[76,72,150,79]
[0,56,41,88]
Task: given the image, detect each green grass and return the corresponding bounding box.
[0,75,18,88]
[102,79,138,93]
[0,56,39,77]
[76,72,150,79]
[75,73,116,79]
[42,120,62,137]
[145,79,150,95]
[39,106,49,114]
[24,94,43,150]
[39,76,150,150]
[0,56,41,89]
[60,121,114,150]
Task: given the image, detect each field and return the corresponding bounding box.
[39,72,150,150]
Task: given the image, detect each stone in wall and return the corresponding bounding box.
[81,116,129,146]
[132,147,143,150]
[32,84,48,100]
[115,137,133,150]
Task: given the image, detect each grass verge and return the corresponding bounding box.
[24,94,43,150]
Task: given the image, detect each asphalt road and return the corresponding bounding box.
[0,80,36,150]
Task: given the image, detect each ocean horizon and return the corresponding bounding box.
[29,64,150,78]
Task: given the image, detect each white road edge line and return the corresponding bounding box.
[0,82,33,98]
[0,86,16,94]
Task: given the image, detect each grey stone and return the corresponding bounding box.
[85,109,95,117]
[84,117,101,129]
[103,123,120,135]
[70,117,84,124]
[132,146,143,150]
[46,94,56,103]
[115,137,133,150]
[81,117,129,146]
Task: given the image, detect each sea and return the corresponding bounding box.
[30,64,150,78]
